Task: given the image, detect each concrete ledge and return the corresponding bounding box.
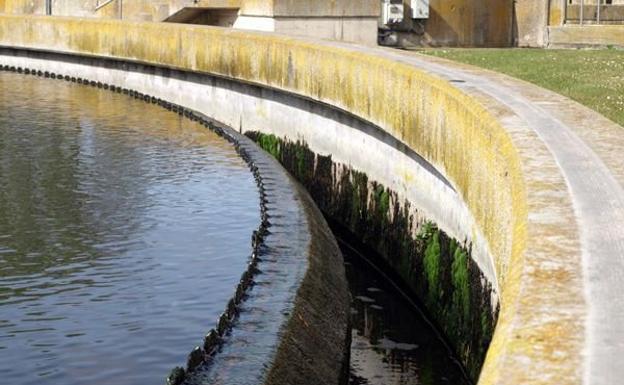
[1,15,623,385]
[548,25,624,48]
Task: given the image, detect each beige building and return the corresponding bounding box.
[0,0,380,45]
[516,0,624,47]
[378,0,514,47]
[0,0,623,48]
[379,0,624,48]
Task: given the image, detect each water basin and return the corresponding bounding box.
[0,72,260,385]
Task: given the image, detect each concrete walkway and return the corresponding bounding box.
[374,48,624,385]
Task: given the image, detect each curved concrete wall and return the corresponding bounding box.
[1,15,620,385]
[3,16,519,283]
[0,43,496,379]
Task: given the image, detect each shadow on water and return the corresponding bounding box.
[334,225,472,385]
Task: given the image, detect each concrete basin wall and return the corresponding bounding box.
[1,14,621,385]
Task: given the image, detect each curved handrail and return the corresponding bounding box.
[95,0,116,12]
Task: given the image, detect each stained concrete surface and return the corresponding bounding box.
[388,50,624,385]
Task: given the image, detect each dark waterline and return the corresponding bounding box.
[339,234,471,385]
[0,72,260,385]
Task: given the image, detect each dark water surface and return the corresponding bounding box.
[341,237,471,385]
[0,72,260,385]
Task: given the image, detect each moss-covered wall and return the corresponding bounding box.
[248,132,498,381]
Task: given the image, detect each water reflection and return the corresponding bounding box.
[0,72,260,385]
[342,239,471,385]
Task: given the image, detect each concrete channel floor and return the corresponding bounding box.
[356,47,624,385]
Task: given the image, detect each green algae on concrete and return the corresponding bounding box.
[246,131,498,382]
[451,241,472,325]
[423,229,442,304]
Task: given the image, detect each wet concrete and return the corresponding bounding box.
[247,132,497,381]
[338,229,471,385]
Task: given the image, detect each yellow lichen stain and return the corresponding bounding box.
[549,8,563,26]
[428,0,513,46]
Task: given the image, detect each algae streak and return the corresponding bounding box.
[247,132,498,382]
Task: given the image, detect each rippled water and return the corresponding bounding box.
[340,238,471,385]
[0,72,260,385]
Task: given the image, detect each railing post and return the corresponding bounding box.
[597,0,601,24]
[580,0,584,25]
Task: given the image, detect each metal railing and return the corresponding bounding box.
[95,0,122,19]
[565,0,624,25]
[95,0,116,11]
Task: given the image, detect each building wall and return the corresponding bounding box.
[514,0,624,47]
[548,24,624,48]
[91,0,197,21]
[568,0,624,4]
[384,0,514,47]
[0,0,377,45]
[1,0,107,18]
[1,0,246,20]
[272,0,378,17]
[51,0,97,17]
[7,1,624,49]
[3,0,46,14]
[0,0,378,19]
[236,0,379,45]
[273,17,378,45]
[549,0,565,26]
[239,0,273,16]
[514,0,549,47]
[427,0,513,46]
[0,0,517,48]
